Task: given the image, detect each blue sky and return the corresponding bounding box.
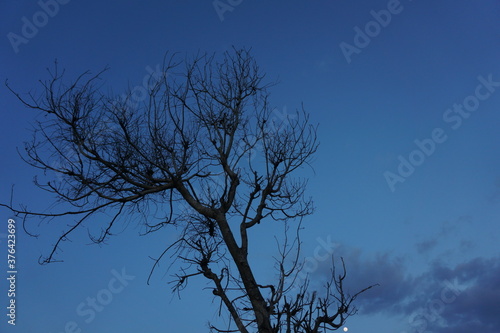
[1,0,499,332]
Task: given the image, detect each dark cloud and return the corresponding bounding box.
[313,247,500,333]
[431,257,500,333]
[311,246,416,315]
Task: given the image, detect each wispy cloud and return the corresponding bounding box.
[415,215,473,255]
[415,239,438,254]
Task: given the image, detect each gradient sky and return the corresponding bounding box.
[1,1,499,332]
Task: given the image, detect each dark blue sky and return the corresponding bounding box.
[1,1,499,332]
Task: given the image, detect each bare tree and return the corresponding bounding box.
[3,48,375,332]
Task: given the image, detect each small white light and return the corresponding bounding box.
[343,327,348,332]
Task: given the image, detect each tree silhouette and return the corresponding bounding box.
[3,48,375,332]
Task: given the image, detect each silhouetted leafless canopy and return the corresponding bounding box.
[3,48,376,332]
